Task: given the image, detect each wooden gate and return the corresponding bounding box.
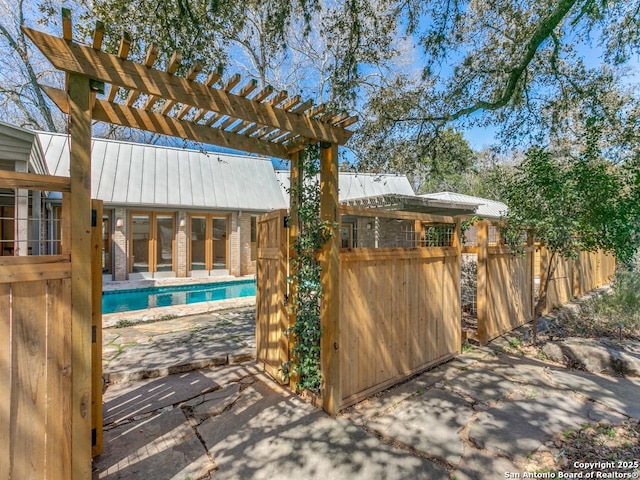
[0,171,102,479]
[255,209,289,383]
[339,246,462,409]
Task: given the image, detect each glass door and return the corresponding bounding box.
[212,217,227,270]
[155,215,174,272]
[131,214,150,273]
[130,212,176,276]
[190,216,207,271]
[189,214,228,273]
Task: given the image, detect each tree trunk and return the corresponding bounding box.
[532,250,558,345]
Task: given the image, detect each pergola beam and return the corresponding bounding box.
[41,85,289,158]
[23,26,353,145]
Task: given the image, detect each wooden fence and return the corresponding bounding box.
[462,222,535,345]
[543,248,616,312]
[462,223,616,345]
[339,246,460,409]
[256,212,617,413]
[0,172,102,479]
[256,208,461,411]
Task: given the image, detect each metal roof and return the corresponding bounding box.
[343,194,478,216]
[38,132,287,211]
[420,191,508,219]
[275,170,415,205]
[0,121,47,174]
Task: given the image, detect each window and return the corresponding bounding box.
[340,224,353,248]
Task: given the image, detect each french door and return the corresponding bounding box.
[130,212,175,275]
[189,214,228,273]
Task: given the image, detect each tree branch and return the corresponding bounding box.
[0,0,58,131]
[414,0,581,123]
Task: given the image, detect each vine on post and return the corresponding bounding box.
[283,144,333,392]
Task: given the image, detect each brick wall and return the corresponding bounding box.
[113,207,127,280]
[176,210,188,277]
[229,212,239,275]
[239,213,253,275]
[351,216,414,248]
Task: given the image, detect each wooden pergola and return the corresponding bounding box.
[23,9,356,479]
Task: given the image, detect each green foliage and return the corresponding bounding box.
[497,120,639,342]
[353,124,476,192]
[568,272,640,338]
[285,144,333,393]
[114,319,134,328]
[544,272,640,341]
[498,122,639,265]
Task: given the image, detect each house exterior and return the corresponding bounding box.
[1,121,510,281]
[274,170,416,201]
[0,122,49,257]
[38,132,288,281]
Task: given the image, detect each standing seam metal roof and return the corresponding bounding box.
[37,132,287,211]
[275,170,415,205]
[420,191,508,219]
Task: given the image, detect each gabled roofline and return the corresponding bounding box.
[0,121,49,174]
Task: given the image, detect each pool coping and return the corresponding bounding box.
[102,274,255,292]
[103,295,256,328]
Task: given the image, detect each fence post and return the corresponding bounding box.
[476,221,488,345]
[69,72,93,480]
[527,232,535,322]
[288,151,300,390]
[453,218,462,352]
[319,142,340,415]
[573,253,580,298]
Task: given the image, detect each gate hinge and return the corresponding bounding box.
[284,215,290,228]
[284,293,289,306]
[91,209,97,227]
[92,325,97,343]
[92,428,97,447]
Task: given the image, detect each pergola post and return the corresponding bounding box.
[476,221,488,346]
[68,72,93,479]
[288,150,301,390]
[319,142,340,414]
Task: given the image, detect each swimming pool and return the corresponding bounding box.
[102,279,256,314]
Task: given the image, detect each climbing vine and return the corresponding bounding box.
[283,144,333,392]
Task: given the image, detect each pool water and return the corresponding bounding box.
[102,279,256,314]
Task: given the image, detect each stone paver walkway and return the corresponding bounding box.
[102,307,255,383]
[95,307,640,480]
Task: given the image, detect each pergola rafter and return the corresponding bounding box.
[22,18,357,159]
